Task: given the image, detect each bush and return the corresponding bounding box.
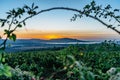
[2,43,120,79]
[0,66,34,80]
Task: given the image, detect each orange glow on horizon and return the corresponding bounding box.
[10,29,119,40]
[44,34,62,40]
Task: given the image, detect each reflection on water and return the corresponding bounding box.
[45,42,101,44]
[5,41,101,52]
[1,39,120,52]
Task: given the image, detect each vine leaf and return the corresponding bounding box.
[9,33,16,41]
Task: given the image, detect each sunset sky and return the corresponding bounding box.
[0,0,120,41]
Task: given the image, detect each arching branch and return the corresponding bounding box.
[0,2,120,49]
[20,7,120,35]
[20,7,81,23]
[88,15,120,34]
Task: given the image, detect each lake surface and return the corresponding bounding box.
[1,39,101,52]
[0,39,118,52]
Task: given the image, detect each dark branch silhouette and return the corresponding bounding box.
[20,7,120,34]
[0,1,120,49]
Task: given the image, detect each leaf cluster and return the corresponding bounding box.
[0,3,38,49]
[71,1,120,34]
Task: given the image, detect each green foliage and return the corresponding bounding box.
[0,5,40,73]
[0,64,11,77]
[9,33,16,41]
[63,43,120,80]
[0,1,120,79]
[0,3,39,49]
[0,66,34,80]
[65,55,96,80]
[0,53,12,78]
[107,67,120,80]
[2,43,120,79]
[5,51,64,78]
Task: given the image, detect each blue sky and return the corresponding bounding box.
[0,0,120,40]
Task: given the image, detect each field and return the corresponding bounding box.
[0,41,120,80]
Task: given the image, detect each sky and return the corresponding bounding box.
[0,0,120,41]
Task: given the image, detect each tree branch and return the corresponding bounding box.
[0,38,7,49]
[12,7,81,34]
[8,17,14,30]
[88,15,120,34]
[113,16,120,23]
[1,7,120,49]
[20,7,120,35]
[20,7,81,23]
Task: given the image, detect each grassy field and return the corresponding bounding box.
[1,41,120,80]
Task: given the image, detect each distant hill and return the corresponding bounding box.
[8,39,46,43]
[4,38,99,52]
[4,38,88,44]
[48,38,88,42]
